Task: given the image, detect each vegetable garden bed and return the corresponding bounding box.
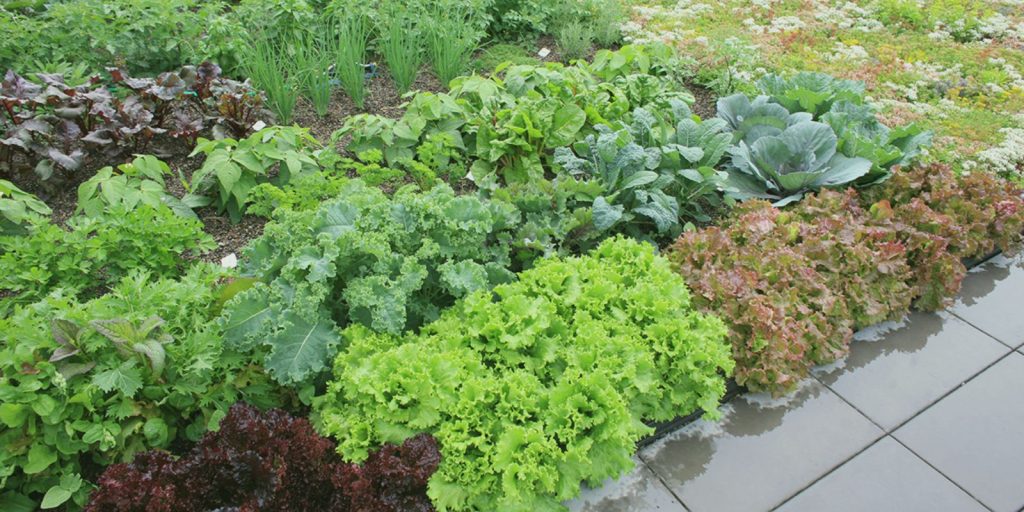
[2,1,1024,511]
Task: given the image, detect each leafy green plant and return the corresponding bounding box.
[756,72,865,119]
[379,7,423,94]
[317,236,733,511]
[0,267,290,511]
[76,155,196,219]
[219,180,525,389]
[821,101,933,185]
[246,171,351,218]
[722,120,872,206]
[588,0,626,47]
[425,5,482,86]
[0,178,50,235]
[327,12,371,108]
[555,102,732,240]
[188,126,321,223]
[556,21,594,62]
[0,205,214,312]
[293,28,333,118]
[240,33,299,124]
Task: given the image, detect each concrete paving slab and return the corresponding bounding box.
[565,457,687,512]
[813,311,1010,430]
[894,352,1024,512]
[951,253,1024,348]
[775,436,986,512]
[639,380,882,512]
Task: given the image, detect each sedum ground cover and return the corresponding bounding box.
[622,0,1024,181]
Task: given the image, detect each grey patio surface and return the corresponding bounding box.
[567,253,1024,512]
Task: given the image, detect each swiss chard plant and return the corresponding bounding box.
[0,268,290,511]
[317,236,733,512]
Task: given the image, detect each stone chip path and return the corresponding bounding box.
[567,253,1024,512]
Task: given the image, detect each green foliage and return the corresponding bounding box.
[0,205,214,312]
[586,43,685,83]
[0,179,50,235]
[471,43,539,74]
[379,5,423,94]
[722,117,873,206]
[756,72,866,119]
[76,155,196,219]
[588,0,625,47]
[317,236,733,511]
[327,12,371,108]
[0,0,215,75]
[188,126,321,223]
[246,171,351,218]
[339,91,467,166]
[425,5,483,86]
[240,33,300,124]
[220,180,527,389]
[820,102,933,185]
[292,27,333,118]
[556,21,594,62]
[0,267,290,511]
[486,0,556,41]
[555,102,732,241]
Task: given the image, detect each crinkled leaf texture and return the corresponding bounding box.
[85,402,440,512]
[318,237,732,512]
[219,180,521,387]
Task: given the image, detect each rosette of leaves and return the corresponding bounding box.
[820,101,933,185]
[554,102,732,241]
[84,403,440,512]
[317,237,733,512]
[0,268,289,511]
[756,72,865,118]
[722,119,872,206]
[219,180,523,389]
[0,178,50,235]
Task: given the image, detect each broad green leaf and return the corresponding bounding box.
[592,197,624,231]
[24,444,57,474]
[265,314,340,384]
[91,362,143,397]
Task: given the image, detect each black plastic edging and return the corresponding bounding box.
[635,248,1005,449]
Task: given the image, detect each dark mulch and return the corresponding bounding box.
[687,81,718,120]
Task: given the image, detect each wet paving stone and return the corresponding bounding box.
[565,457,687,512]
[951,253,1024,349]
[639,380,882,512]
[775,436,986,512]
[894,352,1024,512]
[813,312,1010,431]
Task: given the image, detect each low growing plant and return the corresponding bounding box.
[188,126,321,222]
[0,178,50,235]
[0,268,290,511]
[556,21,594,62]
[85,403,439,512]
[317,237,733,511]
[76,155,196,219]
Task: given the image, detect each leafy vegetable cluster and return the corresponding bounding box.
[318,236,733,512]
[668,167,1024,394]
[0,178,50,235]
[0,268,290,511]
[0,204,214,312]
[1,63,265,185]
[717,72,932,204]
[220,180,527,389]
[85,402,440,512]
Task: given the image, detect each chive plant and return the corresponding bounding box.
[425,6,481,86]
[294,29,333,117]
[379,7,422,94]
[241,34,299,124]
[329,13,371,108]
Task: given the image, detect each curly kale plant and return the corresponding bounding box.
[0,268,289,511]
[318,237,733,512]
[219,180,524,388]
[85,403,439,512]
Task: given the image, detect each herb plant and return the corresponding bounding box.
[328,12,372,108]
[379,6,423,94]
[0,178,50,235]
